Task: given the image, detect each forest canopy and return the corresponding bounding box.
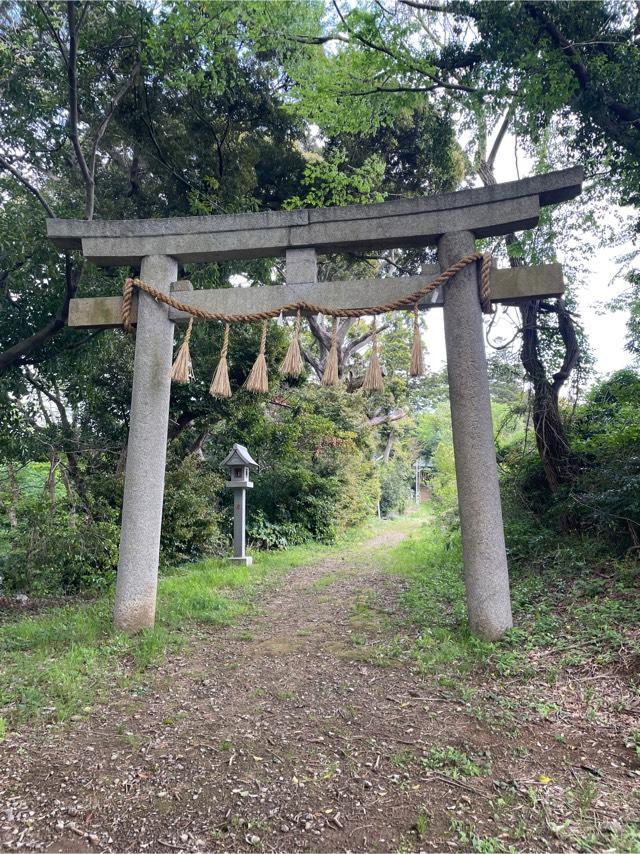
[0,0,638,595]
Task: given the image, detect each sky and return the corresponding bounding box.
[423,144,637,382]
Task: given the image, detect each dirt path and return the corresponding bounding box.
[1,518,637,852]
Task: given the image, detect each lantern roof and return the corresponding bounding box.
[221,443,259,470]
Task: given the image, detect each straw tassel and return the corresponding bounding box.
[245,320,269,394]
[321,316,339,387]
[362,317,384,392]
[209,323,232,398]
[410,307,425,377]
[281,310,303,378]
[170,318,194,383]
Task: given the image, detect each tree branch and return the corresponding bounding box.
[36,1,69,67]
[0,154,55,217]
[332,0,476,94]
[300,346,322,378]
[0,254,84,374]
[90,60,142,179]
[66,1,94,219]
[399,0,448,10]
[524,2,640,125]
[343,322,390,359]
[368,408,407,427]
[486,102,515,170]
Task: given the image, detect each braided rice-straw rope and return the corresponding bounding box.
[121,252,492,332]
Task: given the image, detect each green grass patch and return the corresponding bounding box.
[381,508,640,680]
[421,745,491,778]
[0,514,393,732]
[310,570,345,591]
[381,511,495,674]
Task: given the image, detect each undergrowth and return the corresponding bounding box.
[384,511,640,678]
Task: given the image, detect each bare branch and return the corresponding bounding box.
[368,408,407,427]
[486,102,516,170]
[300,346,322,378]
[343,322,390,359]
[0,154,55,217]
[0,255,84,374]
[399,0,448,10]
[66,1,94,218]
[36,1,69,67]
[90,60,142,175]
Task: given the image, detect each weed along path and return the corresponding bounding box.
[1,513,639,853]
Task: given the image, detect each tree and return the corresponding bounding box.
[0,1,315,580]
[270,0,638,490]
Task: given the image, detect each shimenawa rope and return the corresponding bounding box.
[121,252,492,333]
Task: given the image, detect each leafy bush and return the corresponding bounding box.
[502,370,640,555]
[220,386,381,544]
[1,499,119,595]
[160,456,226,564]
[379,453,413,516]
[247,510,310,550]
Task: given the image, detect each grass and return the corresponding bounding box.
[420,745,491,779]
[381,509,640,680]
[380,512,495,675]
[0,515,390,731]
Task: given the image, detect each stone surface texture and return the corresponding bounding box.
[48,167,582,244]
[439,230,513,640]
[47,167,582,265]
[113,254,178,632]
[68,264,564,329]
[285,248,318,285]
[231,488,249,561]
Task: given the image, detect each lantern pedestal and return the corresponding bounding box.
[221,443,259,568]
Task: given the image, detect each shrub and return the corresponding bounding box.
[379,453,413,516]
[501,370,640,554]
[1,499,119,595]
[247,510,310,550]
[160,456,226,564]
[225,386,381,543]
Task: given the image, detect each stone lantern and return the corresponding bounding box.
[221,443,259,566]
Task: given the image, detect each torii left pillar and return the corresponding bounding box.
[114,254,177,631]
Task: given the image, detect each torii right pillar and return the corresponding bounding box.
[439,231,513,639]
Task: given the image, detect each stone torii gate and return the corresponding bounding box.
[47,166,583,640]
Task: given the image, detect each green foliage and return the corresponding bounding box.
[398,368,640,682]
[234,386,381,542]
[1,500,119,595]
[283,147,386,210]
[247,510,310,550]
[379,452,412,517]
[503,370,640,552]
[160,457,226,565]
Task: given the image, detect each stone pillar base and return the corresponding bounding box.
[229,556,253,566]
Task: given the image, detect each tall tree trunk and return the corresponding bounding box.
[519,299,575,490]
[480,155,579,492]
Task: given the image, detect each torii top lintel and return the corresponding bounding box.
[47,167,582,267]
